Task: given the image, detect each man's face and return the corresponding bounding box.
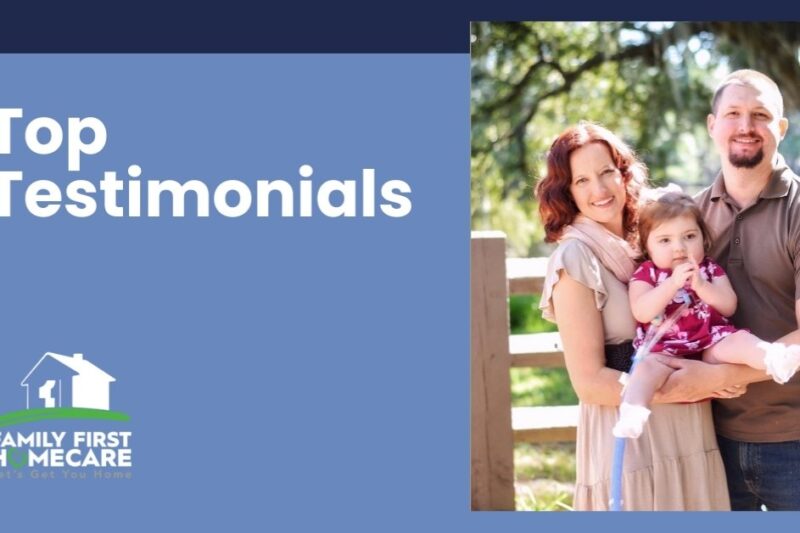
[707,82,788,169]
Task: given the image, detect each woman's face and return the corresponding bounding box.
[568,142,627,236]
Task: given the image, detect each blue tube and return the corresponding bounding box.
[609,290,691,511]
[609,435,627,510]
[609,350,643,511]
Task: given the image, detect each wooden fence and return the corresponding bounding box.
[471,231,577,511]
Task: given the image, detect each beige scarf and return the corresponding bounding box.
[539,214,639,322]
[559,214,639,284]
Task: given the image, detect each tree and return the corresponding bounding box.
[471,21,800,256]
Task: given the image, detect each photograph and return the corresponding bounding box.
[471,21,800,511]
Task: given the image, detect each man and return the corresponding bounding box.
[693,69,800,510]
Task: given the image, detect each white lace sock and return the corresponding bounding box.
[612,402,652,439]
[762,342,800,385]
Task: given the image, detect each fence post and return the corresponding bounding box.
[471,231,515,510]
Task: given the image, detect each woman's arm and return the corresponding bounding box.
[551,271,626,405]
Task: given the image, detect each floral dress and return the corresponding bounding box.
[631,257,738,356]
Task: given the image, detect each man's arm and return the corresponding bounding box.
[774,299,800,345]
[654,299,800,403]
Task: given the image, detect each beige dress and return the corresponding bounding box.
[544,240,730,511]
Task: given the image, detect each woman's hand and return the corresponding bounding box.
[652,355,761,403]
[652,355,731,403]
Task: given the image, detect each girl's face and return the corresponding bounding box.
[645,215,705,270]
[568,142,627,237]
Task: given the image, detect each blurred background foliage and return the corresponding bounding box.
[471,22,800,257]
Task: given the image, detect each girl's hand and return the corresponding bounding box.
[689,258,706,292]
[670,262,696,290]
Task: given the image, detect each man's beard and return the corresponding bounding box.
[729,147,764,169]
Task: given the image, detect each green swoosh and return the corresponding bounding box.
[0,408,130,428]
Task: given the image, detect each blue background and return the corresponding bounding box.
[0,53,794,530]
[0,54,469,528]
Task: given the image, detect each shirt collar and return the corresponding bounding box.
[708,154,792,202]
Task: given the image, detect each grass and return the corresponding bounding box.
[509,294,557,335]
[514,442,576,482]
[509,294,577,511]
[513,443,576,511]
[516,481,574,511]
[511,368,577,406]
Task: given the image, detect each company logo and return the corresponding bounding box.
[0,352,132,479]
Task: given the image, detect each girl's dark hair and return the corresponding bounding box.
[638,191,714,258]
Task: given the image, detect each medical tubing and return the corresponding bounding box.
[609,291,691,511]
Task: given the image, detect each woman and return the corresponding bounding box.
[535,122,733,510]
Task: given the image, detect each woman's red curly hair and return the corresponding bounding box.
[535,122,648,242]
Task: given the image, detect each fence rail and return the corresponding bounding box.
[471,231,576,511]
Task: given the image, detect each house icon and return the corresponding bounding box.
[20,352,115,411]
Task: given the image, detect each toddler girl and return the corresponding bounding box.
[613,191,800,438]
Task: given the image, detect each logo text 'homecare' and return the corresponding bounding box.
[0,431,132,468]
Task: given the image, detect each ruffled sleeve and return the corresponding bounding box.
[539,239,609,322]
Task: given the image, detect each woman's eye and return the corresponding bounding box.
[686,233,696,240]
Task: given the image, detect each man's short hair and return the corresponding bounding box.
[710,69,784,118]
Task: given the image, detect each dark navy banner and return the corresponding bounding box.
[4,2,800,52]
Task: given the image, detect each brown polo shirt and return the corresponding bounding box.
[695,156,800,442]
